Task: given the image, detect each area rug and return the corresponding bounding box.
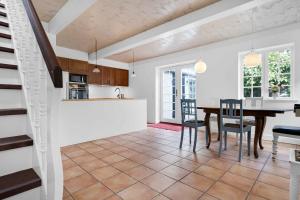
[148,122,182,132]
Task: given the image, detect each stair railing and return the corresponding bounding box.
[4,0,63,199]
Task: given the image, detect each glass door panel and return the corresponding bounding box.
[160,64,196,124]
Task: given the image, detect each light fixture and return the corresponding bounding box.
[131,49,136,78]
[93,39,100,73]
[243,8,261,67]
[194,59,207,73]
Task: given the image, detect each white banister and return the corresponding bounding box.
[4,0,63,199]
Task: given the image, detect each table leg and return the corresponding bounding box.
[217,114,221,141]
[254,117,264,158]
[204,113,211,149]
[258,117,266,150]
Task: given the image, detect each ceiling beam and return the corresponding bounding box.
[48,0,97,34]
[94,0,274,58]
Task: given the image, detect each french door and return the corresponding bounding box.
[160,64,196,124]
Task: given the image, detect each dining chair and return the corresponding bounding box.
[272,104,300,159]
[234,97,263,145]
[180,99,208,152]
[219,99,252,162]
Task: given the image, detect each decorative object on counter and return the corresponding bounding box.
[271,84,280,99]
[244,8,262,67]
[93,39,100,73]
[131,49,136,77]
[194,59,207,73]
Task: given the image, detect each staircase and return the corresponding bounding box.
[0,1,42,199]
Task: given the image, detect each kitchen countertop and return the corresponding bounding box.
[63,98,138,102]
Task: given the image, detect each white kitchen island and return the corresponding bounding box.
[59,98,147,146]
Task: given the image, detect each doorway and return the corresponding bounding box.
[160,63,196,124]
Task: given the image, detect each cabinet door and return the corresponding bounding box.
[101,66,114,85]
[57,57,69,71]
[115,69,129,86]
[87,64,101,84]
[69,59,88,75]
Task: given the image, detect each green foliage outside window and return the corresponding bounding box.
[242,48,292,98]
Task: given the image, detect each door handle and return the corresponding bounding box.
[176,89,178,98]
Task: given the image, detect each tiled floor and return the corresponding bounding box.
[62,128,299,200]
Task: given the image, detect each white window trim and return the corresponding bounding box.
[239,43,295,100]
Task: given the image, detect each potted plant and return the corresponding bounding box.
[271,85,280,99]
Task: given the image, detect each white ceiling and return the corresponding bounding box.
[108,0,300,62]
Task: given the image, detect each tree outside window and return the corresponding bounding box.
[241,44,293,99]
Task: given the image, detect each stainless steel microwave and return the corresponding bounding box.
[69,74,87,83]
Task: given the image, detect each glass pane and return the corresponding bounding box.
[243,77,251,87]
[253,87,262,97]
[268,49,292,89]
[253,76,262,86]
[279,74,291,85]
[162,70,176,119]
[280,86,291,97]
[181,68,196,100]
[244,88,251,97]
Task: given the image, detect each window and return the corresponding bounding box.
[181,68,196,99]
[240,44,294,99]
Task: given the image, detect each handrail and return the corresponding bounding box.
[22,0,63,88]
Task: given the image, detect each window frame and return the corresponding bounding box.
[239,43,295,100]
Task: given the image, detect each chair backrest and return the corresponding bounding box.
[295,104,300,117]
[244,97,263,108]
[220,99,244,129]
[181,99,197,123]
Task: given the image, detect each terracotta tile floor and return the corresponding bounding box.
[62,128,300,200]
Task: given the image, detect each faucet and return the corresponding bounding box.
[115,87,121,99]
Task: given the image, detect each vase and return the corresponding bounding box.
[272,92,279,99]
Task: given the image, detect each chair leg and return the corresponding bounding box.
[193,127,198,153]
[180,126,184,149]
[205,126,209,146]
[224,131,227,150]
[238,133,243,162]
[218,131,223,157]
[189,127,192,144]
[272,133,279,160]
[235,133,239,145]
[247,131,251,156]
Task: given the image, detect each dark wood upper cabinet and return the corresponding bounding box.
[57,57,69,71]
[101,67,116,86]
[115,69,129,86]
[57,57,129,87]
[87,64,101,84]
[68,59,88,75]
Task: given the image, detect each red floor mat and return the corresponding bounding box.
[148,123,182,132]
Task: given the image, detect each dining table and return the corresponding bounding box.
[197,105,293,158]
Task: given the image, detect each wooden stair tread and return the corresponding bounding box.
[0,3,4,8]
[0,32,11,39]
[0,84,22,90]
[0,63,17,70]
[0,169,41,199]
[0,11,6,17]
[0,21,9,27]
[0,46,14,53]
[0,135,33,151]
[0,108,27,116]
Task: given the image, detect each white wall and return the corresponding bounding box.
[89,84,134,99]
[132,22,300,142]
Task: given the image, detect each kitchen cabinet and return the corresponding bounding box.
[57,57,69,71]
[87,64,101,84]
[101,66,115,85]
[57,57,129,87]
[68,59,88,75]
[115,68,129,86]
